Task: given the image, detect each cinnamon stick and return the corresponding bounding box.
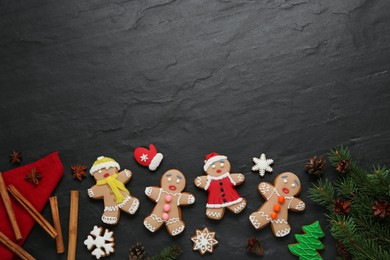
[0,231,35,260]
[0,172,22,241]
[7,185,57,239]
[67,191,79,260]
[49,196,65,254]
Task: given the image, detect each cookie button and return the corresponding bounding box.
[221,193,225,197]
[162,213,169,220]
[223,199,227,203]
[219,182,223,186]
[273,204,281,212]
[270,212,277,219]
[220,188,224,192]
[163,204,171,212]
[277,196,285,204]
[165,195,173,202]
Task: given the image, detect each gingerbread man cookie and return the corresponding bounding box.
[144,169,195,236]
[194,153,247,220]
[249,172,305,237]
[87,156,140,225]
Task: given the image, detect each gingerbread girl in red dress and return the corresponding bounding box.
[194,153,247,220]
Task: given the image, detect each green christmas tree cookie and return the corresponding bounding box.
[288,221,325,260]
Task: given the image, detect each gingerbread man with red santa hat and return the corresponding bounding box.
[194,152,247,220]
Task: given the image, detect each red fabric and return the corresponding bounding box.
[206,176,241,206]
[0,152,64,260]
[205,152,220,162]
[134,144,158,167]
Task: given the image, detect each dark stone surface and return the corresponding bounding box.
[1,0,390,259]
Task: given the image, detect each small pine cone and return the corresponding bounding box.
[336,160,350,174]
[246,237,264,256]
[305,156,326,177]
[129,242,146,260]
[372,200,390,219]
[336,241,351,259]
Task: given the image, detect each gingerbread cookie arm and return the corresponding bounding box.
[194,176,208,190]
[288,197,306,212]
[144,186,162,202]
[87,185,106,199]
[230,173,245,185]
[116,169,132,184]
[177,192,195,206]
[257,182,275,199]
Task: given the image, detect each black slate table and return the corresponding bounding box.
[1,0,390,259]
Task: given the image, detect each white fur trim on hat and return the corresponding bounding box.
[90,157,120,175]
[149,153,163,171]
[204,155,227,171]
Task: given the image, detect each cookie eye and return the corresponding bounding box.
[176,179,181,183]
[283,179,288,184]
[105,167,109,169]
[291,183,296,188]
[168,177,172,182]
[220,162,224,167]
[98,170,102,173]
[211,164,216,169]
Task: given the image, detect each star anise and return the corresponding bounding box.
[371,200,390,219]
[336,160,350,174]
[71,164,87,180]
[25,168,42,186]
[334,199,350,215]
[9,150,22,164]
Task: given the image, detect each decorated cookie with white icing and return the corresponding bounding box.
[143,169,195,236]
[191,227,218,255]
[249,172,305,237]
[84,226,115,259]
[194,152,247,220]
[87,156,140,225]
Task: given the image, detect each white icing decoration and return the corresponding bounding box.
[191,228,218,255]
[257,211,288,224]
[171,225,185,236]
[125,169,131,178]
[140,154,148,162]
[252,153,274,177]
[249,215,260,228]
[259,183,270,194]
[151,214,180,225]
[84,226,114,259]
[188,195,195,204]
[196,177,202,187]
[206,210,222,218]
[101,215,118,225]
[204,172,234,191]
[237,174,244,182]
[276,227,291,237]
[233,200,246,213]
[88,189,94,198]
[129,198,139,214]
[145,187,152,196]
[144,220,156,232]
[295,201,305,211]
[206,197,243,208]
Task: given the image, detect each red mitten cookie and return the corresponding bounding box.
[249,172,305,237]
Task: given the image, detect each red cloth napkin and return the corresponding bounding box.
[0,152,64,260]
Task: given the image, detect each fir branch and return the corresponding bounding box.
[151,245,182,260]
[308,178,335,209]
[329,146,352,166]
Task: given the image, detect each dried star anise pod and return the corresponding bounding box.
[336,160,350,174]
[25,167,42,186]
[246,237,264,256]
[334,199,350,215]
[305,156,326,177]
[371,200,390,219]
[9,150,22,164]
[71,164,87,180]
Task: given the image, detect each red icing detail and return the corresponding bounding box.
[270,212,277,219]
[216,169,221,173]
[0,152,64,259]
[206,175,242,206]
[169,185,176,191]
[133,144,159,167]
[165,195,172,202]
[273,204,281,212]
[282,188,290,194]
[103,173,109,178]
[278,196,285,204]
[205,152,221,162]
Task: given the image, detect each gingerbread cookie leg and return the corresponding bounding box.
[272,221,291,237]
[227,198,247,214]
[118,196,139,215]
[166,218,185,236]
[102,208,120,225]
[143,214,165,233]
[206,208,224,220]
[249,211,271,230]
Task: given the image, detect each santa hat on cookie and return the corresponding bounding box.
[204,152,227,171]
[134,144,163,171]
[90,156,120,175]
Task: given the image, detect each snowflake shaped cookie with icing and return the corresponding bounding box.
[84,226,115,259]
[191,227,218,255]
[252,153,274,177]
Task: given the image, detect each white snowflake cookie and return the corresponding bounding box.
[191,227,218,255]
[252,153,274,177]
[84,226,115,259]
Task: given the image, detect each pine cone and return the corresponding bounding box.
[305,156,326,177]
[129,242,146,260]
[336,160,350,174]
[372,200,390,219]
[246,237,264,256]
[336,241,351,259]
[334,199,351,215]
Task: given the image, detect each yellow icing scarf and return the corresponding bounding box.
[96,173,129,203]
